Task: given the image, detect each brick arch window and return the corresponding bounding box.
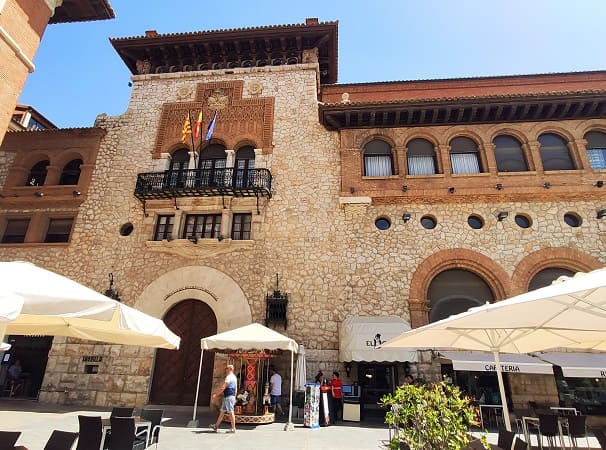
[584,131,606,170]
[528,267,575,291]
[407,138,437,175]
[363,139,394,176]
[59,159,83,185]
[428,268,495,323]
[493,135,528,172]
[449,137,482,174]
[234,145,255,188]
[200,143,227,186]
[169,148,189,172]
[538,132,575,170]
[26,160,50,186]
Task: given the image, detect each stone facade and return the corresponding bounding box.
[1,23,606,409]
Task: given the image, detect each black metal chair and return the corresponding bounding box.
[566,415,589,449]
[43,430,79,450]
[0,431,21,450]
[140,408,163,446]
[108,417,147,450]
[590,427,606,450]
[537,414,561,449]
[76,416,102,450]
[497,428,516,450]
[512,437,527,450]
[110,407,134,417]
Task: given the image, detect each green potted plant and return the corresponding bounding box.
[380,381,489,450]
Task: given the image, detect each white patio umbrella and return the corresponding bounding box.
[190,323,298,431]
[382,267,606,431]
[294,344,307,391]
[0,261,180,349]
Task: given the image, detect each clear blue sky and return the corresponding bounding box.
[19,0,606,128]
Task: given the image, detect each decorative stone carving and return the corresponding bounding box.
[207,89,229,110]
[302,47,319,64]
[145,239,255,259]
[341,92,351,104]
[135,59,152,75]
[247,80,263,96]
[176,85,193,100]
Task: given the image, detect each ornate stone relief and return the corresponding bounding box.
[207,89,229,110]
[176,85,193,100]
[135,59,152,75]
[145,239,255,258]
[247,80,263,96]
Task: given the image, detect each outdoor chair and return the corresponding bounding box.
[0,431,21,450]
[108,417,147,450]
[512,437,527,450]
[537,413,561,449]
[110,407,134,417]
[140,408,164,446]
[76,415,102,450]
[566,415,589,449]
[590,427,606,450]
[497,428,516,450]
[43,430,79,450]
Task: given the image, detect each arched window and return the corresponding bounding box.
[428,269,494,323]
[407,138,437,175]
[528,268,575,291]
[585,131,606,170]
[493,135,528,172]
[450,137,481,174]
[363,139,394,176]
[167,149,190,188]
[200,144,227,186]
[59,159,83,185]
[26,160,49,186]
[538,133,574,170]
[234,146,255,188]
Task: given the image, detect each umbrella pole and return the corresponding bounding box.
[187,349,204,428]
[284,349,294,431]
[493,351,511,431]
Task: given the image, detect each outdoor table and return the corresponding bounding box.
[479,404,504,429]
[100,417,151,449]
[549,406,579,416]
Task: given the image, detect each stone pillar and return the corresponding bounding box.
[225,149,235,168]
[173,209,184,239]
[44,165,61,185]
[521,143,536,171]
[153,153,172,172]
[221,209,231,239]
[253,148,264,169]
[481,143,497,174]
[188,151,197,170]
[570,139,589,170]
[409,300,430,329]
[438,144,451,175]
[527,141,543,173]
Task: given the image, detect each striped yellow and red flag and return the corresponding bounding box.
[193,111,203,139]
[181,114,192,143]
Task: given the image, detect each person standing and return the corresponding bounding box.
[330,371,343,422]
[210,364,238,433]
[269,367,283,416]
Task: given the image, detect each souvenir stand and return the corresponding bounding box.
[303,383,320,428]
[189,323,299,431]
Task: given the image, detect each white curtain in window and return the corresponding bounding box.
[587,149,606,169]
[365,156,393,176]
[451,153,480,174]
[408,156,436,175]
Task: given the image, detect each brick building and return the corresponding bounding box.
[0,18,605,416]
[0,0,113,144]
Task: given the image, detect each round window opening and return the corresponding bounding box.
[420,215,437,230]
[375,217,391,230]
[514,214,532,229]
[119,222,134,236]
[467,215,484,230]
[563,212,582,228]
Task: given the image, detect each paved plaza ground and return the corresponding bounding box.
[0,399,603,449]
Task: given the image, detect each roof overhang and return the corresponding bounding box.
[320,90,606,130]
[110,20,338,84]
[49,0,115,24]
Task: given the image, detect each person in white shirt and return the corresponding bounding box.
[269,367,283,416]
[210,364,238,433]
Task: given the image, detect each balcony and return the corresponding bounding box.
[134,168,272,200]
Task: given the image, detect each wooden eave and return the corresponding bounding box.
[110,21,338,84]
[49,0,115,24]
[319,90,606,130]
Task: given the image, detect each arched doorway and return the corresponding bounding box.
[428,269,495,323]
[150,300,217,405]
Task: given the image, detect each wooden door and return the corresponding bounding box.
[150,300,216,405]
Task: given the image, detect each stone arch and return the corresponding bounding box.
[166,141,192,154]
[55,151,86,168]
[444,129,484,147]
[576,119,606,137]
[359,133,397,150]
[511,247,603,295]
[233,136,260,150]
[531,124,576,143]
[487,126,529,144]
[408,249,511,328]
[134,265,252,332]
[403,132,440,148]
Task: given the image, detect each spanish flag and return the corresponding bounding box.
[181,114,192,143]
[193,111,203,139]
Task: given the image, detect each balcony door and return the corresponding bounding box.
[167,149,189,188]
[199,144,227,187]
[234,146,255,188]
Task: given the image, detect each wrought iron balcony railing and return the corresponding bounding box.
[134,168,272,200]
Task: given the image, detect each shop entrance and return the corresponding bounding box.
[441,363,513,408]
[150,299,217,405]
[0,335,53,399]
[358,363,398,416]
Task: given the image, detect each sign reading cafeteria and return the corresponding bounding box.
[440,351,553,375]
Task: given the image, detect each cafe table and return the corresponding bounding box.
[479,404,504,429]
[100,416,152,449]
